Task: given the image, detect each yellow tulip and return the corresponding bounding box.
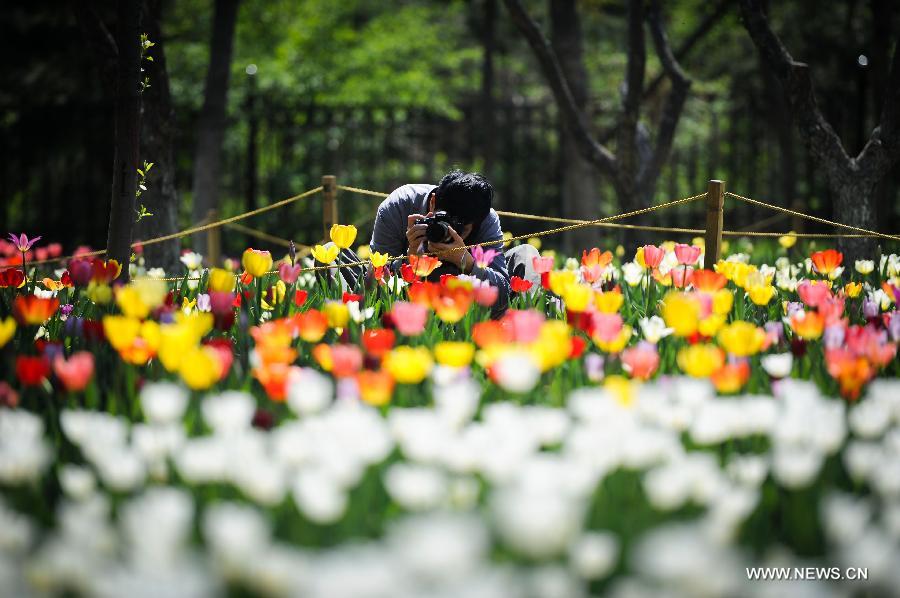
[779,232,798,249]
[371,251,389,268]
[712,288,734,315]
[357,245,372,260]
[384,346,433,384]
[604,375,636,407]
[698,314,726,337]
[174,312,214,342]
[208,268,236,292]
[677,344,725,378]
[103,315,141,351]
[434,342,476,368]
[262,280,286,310]
[330,224,358,250]
[312,244,340,265]
[844,282,863,298]
[594,290,624,314]
[242,248,273,277]
[561,282,592,312]
[0,317,15,348]
[323,301,349,328]
[661,292,700,337]
[115,287,149,319]
[527,237,542,250]
[548,270,577,296]
[179,346,221,390]
[86,282,112,305]
[531,320,572,370]
[132,277,167,310]
[158,324,197,372]
[181,297,196,313]
[718,321,766,357]
[747,284,776,306]
[635,247,646,269]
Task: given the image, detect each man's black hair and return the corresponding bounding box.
[432,170,493,230]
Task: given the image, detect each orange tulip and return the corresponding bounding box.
[810,249,843,277]
[790,310,825,340]
[408,254,442,278]
[581,248,613,269]
[13,295,60,325]
[472,320,513,348]
[356,370,395,406]
[711,360,751,393]
[294,309,328,343]
[253,362,299,401]
[432,286,474,323]
[690,269,727,292]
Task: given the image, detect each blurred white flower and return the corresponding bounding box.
[140,382,189,425]
[761,353,793,379]
[202,391,256,434]
[385,463,447,511]
[179,252,203,271]
[639,316,673,344]
[293,469,347,524]
[286,368,333,416]
[492,352,541,393]
[568,532,618,580]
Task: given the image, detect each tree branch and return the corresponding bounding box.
[643,0,731,99]
[738,0,853,176]
[639,0,692,190]
[617,0,646,186]
[500,0,617,174]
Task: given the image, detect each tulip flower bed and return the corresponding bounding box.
[1,227,900,597]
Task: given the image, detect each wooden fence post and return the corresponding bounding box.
[322,175,338,239]
[703,180,725,270]
[206,209,221,268]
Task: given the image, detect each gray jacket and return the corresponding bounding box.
[369,183,511,315]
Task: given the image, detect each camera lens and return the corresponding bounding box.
[427,221,450,243]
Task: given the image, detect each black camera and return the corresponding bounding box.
[416,211,466,244]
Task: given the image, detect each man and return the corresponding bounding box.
[369,170,540,316]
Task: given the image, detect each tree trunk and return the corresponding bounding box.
[135,0,179,272]
[550,0,598,254]
[106,0,142,281]
[832,172,879,263]
[191,0,240,257]
[480,0,497,173]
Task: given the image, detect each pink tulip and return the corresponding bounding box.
[581,264,604,284]
[592,312,624,342]
[532,256,554,274]
[471,245,499,269]
[209,291,236,316]
[674,244,702,266]
[391,301,429,336]
[621,342,660,380]
[502,309,545,343]
[671,266,694,289]
[642,245,665,269]
[797,280,832,308]
[53,352,95,392]
[279,262,302,284]
[473,283,499,307]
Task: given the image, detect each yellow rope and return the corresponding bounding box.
[335,184,389,198]
[154,191,708,283]
[725,192,900,242]
[224,222,303,249]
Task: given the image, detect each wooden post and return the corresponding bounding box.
[703,180,725,269]
[322,175,338,239]
[206,209,221,267]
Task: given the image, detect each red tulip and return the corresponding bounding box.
[16,355,50,386]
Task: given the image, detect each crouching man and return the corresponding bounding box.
[369,170,540,317]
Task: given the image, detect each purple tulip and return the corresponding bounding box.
[863,299,879,319]
[822,325,845,349]
[784,301,804,318]
[209,291,235,316]
[888,312,900,342]
[764,321,784,344]
[584,353,605,383]
[7,232,41,253]
[68,259,93,287]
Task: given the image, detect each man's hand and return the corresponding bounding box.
[406,213,430,254]
[428,226,472,272]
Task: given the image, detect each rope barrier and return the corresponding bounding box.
[726,192,900,242]
[1,186,323,271]
[336,184,899,240]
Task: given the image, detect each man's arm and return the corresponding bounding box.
[369,199,406,257]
